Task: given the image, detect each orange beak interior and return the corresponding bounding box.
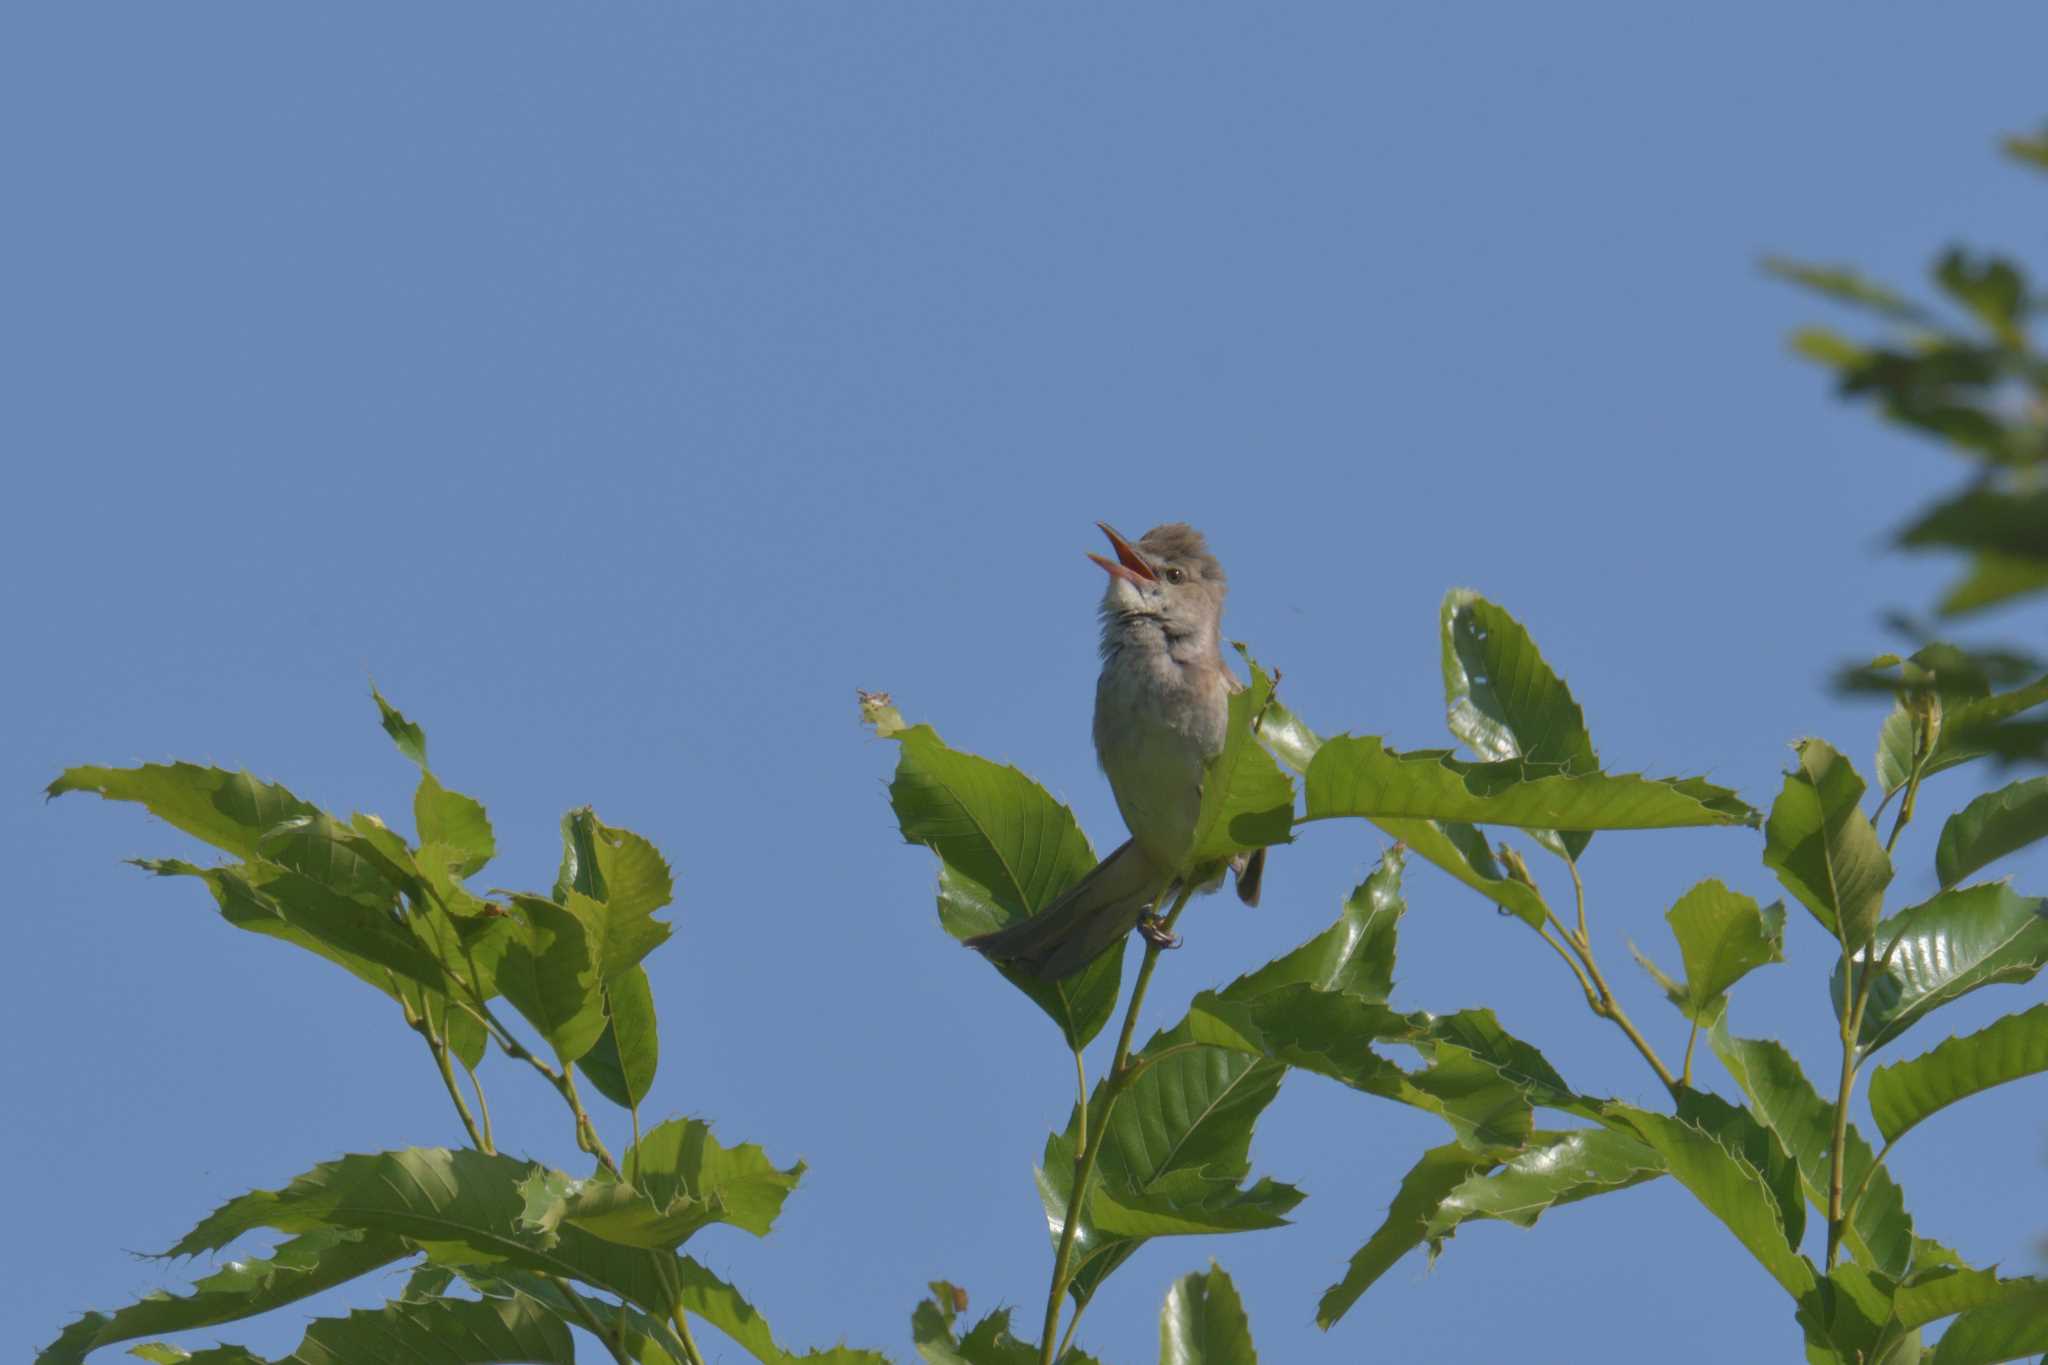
[1088,522,1157,585]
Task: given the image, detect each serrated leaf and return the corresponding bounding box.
[372,687,431,769]
[1935,777,2048,888]
[885,723,1121,1050]
[1900,489,2048,561]
[1938,551,2048,616]
[1763,739,1892,947]
[1187,654,1295,866]
[457,1268,692,1362]
[1303,735,1756,832]
[1161,1261,1257,1365]
[1928,1279,2048,1365]
[47,763,321,860]
[1710,1017,1913,1276]
[1222,846,1404,1002]
[1608,1106,1818,1301]
[1895,1261,2010,1330]
[163,1147,685,1317]
[494,893,605,1064]
[554,809,675,963]
[1039,1032,1291,1314]
[1425,1128,1663,1236]
[1867,1002,2048,1146]
[417,774,495,877]
[540,1119,803,1251]
[1440,589,1598,860]
[36,1230,410,1365]
[274,1294,577,1365]
[1638,880,1786,1019]
[1316,1144,1496,1328]
[1843,883,2048,1054]
[578,965,660,1112]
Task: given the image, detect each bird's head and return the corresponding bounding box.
[1090,521,1227,647]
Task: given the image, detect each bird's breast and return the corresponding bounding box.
[1093,648,1228,867]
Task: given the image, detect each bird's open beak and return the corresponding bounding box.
[1088,522,1158,585]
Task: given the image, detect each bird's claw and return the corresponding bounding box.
[1137,915,1182,950]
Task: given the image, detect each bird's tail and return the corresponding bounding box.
[964,839,1171,980]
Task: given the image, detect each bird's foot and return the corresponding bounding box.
[1137,915,1182,950]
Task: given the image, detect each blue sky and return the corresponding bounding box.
[7,5,2047,1362]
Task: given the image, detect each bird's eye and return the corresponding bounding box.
[1163,567,1185,585]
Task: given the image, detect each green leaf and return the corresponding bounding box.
[417,774,495,877]
[1933,249,2028,344]
[1874,645,1997,798]
[553,810,675,980]
[36,1229,410,1365]
[1935,777,2048,888]
[1762,739,1892,947]
[1764,256,1929,322]
[578,965,660,1112]
[371,686,431,769]
[676,1254,892,1364]
[1899,489,2048,561]
[2005,126,2048,170]
[1422,1128,1663,1241]
[1896,1261,2022,1330]
[1608,1106,1819,1301]
[226,862,455,997]
[1929,1280,2048,1365]
[1316,1144,1496,1328]
[1223,846,1404,1003]
[47,762,321,860]
[494,894,605,1064]
[167,1147,686,1318]
[1867,1002,2048,1146]
[885,723,1121,1050]
[1710,1018,1914,1276]
[1039,1032,1294,1314]
[911,1283,1083,1365]
[1161,1262,1258,1365]
[1239,676,1548,927]
[1845,883,2048,1054]
[1187,653,1296,867]
[1938,552,2048,617]
[1304,735,1756,832]
[275,1294,577,1365]
[458,1268,692,1362]
[1634,880,1785,1019]
[1440,589,1598,860]
[537,1118,803,1251]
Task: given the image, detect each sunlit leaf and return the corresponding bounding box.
[1933,249,2028,344]
[1187,653,1295,866]
[1938,552,2048,617]
[1422,1128,1663,1240]
[1867,1002,2048,1146]
[579,965,660,1112]
[1633,879,1785,1020]
[1762,739,1891,946]
[535,1118,803,1251]
[1843,883,2048,1054]
[1160,1262,1258,1365]
[1440,589,1598,860]
[1928,1279,2048,1365]
[494,893,605,1065]
[1222,845,1404,1003]
[47,762,321,861]
[1304,736,1756,831]
[1935,776,2048,888]
[1764,256,1929,322]
[1899,489,2048,562]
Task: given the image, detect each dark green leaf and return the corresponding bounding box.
[1895,1260,2010,1330]
[1161,1262,1258,1365]
[1440,589,1598,860]
[286,1294,577,1365]
[1422,1128,1664,1240]
[1710,1017,1913,1276]
[537,1118,802,1251]
[1935,777,2048,888]
[578,965,660,1112]
[885,723,1120,1050]
[1304,735,1757,831]
[1316,1144,1496,1328]
[1762,739,1892,947]
[371,686,431,769]
[1845,883,2048,1054]
[1635,879,1785,1019]
[1938,552,2048,617]
[552,810,675,980]
[2004,126,2048,170]
[47,762,321,861]
[35,1230,410,1365]
[1187,652,1296,866]
[494,894,605,1065]
[1900,490,2048,561]
[1867,1002,2048,1146]
[1607,1106,1818,1300]
[1933,249,2028,344]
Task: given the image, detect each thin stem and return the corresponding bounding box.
[1536,920,1598,1009]
[1054,1295,1094,1363]
[650,1253,710,1365]
[1039,882,1197,1365]
[1569,857,1589,944]
[1840,1133,1900,1235]
[1885,773,1921,856]
[405,990,488,1152]
[466,1064,495,1152]
[1825,993,1862,1268]
[668,1307,709,1365]
[1682,1018,1701,1089]
[1574,939,1681,1100]
[560,1063,618,1175]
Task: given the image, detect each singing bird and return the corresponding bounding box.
[966,522,1263,979]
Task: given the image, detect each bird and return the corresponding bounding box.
[965,521,1264,979]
